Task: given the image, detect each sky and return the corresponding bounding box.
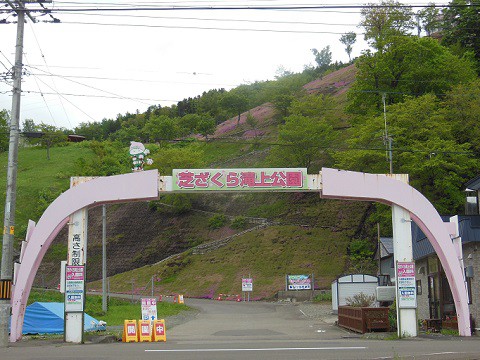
[0,1,447,130]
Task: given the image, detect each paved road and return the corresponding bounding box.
[4,298,480,359]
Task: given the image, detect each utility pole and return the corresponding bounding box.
[0,1,51,347]
[102,205,107,313]
[382,93,393,174]
[0,2,26,348]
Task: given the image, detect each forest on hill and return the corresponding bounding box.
[1,0,480,297]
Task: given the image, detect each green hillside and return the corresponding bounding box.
[0,143,94,240]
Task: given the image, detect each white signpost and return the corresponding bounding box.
[242,278,253,301]
[141,298,158,321]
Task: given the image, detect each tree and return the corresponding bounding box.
[22,119,36,133]
[221,92,249,125]
[272,94,295,119]
[245,112,258,138]
[348,36,476,113]
[416,3,441,36]
[340,32,357,61]
[76,140,130,176]
[32,123,68,160]
[443,79,480,156]
[143,115,179,144]
[178,114,201,137]
[0,110,9,151]
[269,114,336,170]
[335,94,480,213]
[195,118,216,140]
[151,144,205,176]
[311,46,332,73]
[441,0,480,73]
[360,0,415,52]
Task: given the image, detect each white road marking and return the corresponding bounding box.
[370,352,467,360]
[145,346,367,353]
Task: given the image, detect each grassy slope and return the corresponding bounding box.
[89,225,352,299]
[0,143,94,246]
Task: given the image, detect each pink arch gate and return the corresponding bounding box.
[9,167,471,341]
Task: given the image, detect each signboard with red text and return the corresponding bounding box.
[397,262,417,309]
[173,168,308,191]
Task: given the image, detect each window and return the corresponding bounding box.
[416,280,422,295]
[466,277,473,304]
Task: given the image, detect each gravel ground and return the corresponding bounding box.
[164,308,200,329]
[296,302,338,324]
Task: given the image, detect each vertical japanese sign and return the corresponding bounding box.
[65,265,85,312]
[397,262,417,308]
[141,298,158,321]
[242,278,253,292]
[173,168,308,191]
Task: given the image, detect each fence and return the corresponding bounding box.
[338,306,390,333]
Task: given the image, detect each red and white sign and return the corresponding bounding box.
[141,298,157,321]
[242,278,253,292]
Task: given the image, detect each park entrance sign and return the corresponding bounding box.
[9,167,471,342]
[172,168,309,191]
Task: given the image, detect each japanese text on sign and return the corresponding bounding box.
[173,168,308,191]
[65,265,85,312]
[141,298,158,321]
[70,233,82,266]
[242,278,253,292]
[287,274,312,290]
[397,262,417,309]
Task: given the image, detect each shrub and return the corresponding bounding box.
[314,291,332,302]
[345,292,375,307]
[231,216,248,229]
[208,214,228,229]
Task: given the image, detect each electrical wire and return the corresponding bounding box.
[26,68,240,87]
[59,20,357,35]
[28,65,156,107]
[26,20,72,126]
[24,54,58,127]
[30,76,97,121]
[22,89,179,102]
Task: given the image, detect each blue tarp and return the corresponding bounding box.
[22,302,106,334]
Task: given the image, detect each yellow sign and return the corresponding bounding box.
[0,280,12,300]
[152,319,166,342]
[122,320,138,342]
[138,320,152,342]
[9,226,14,235]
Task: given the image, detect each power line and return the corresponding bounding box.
[24,54,57,127]
[25,68,240,87]
[13,3,472,12]
[28,65,155,106]
[58,20,355,35]
[157,136,475,156]
[22,89,179,102]
[31,75,97,122]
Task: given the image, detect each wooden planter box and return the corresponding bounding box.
[338,306,390,333]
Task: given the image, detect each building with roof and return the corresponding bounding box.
[413,215,478,332]
[410,174,480,332]
[375,237,395,286]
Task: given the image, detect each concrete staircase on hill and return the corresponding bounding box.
[191,223,271,255]
[153,221,272,265]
